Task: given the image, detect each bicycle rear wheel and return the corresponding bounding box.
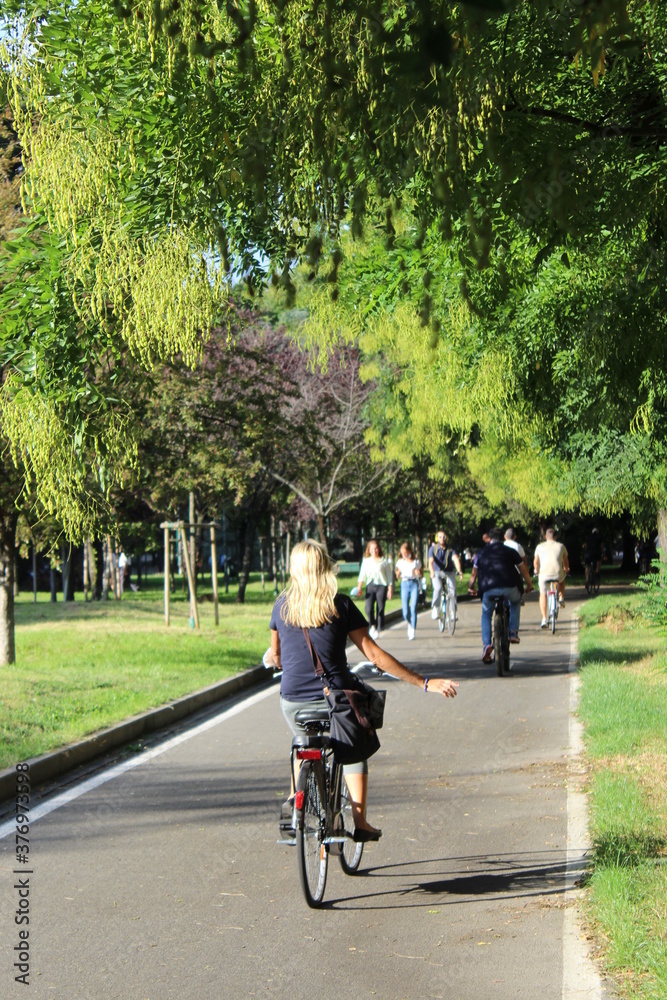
[592,570,600,595]
[548,591,557,633]
[493,608,508,676]
[296,762,328,907]
[338,780,364,875]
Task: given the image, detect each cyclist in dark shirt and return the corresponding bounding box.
[265,540,458,841]
[475,527,533,662]
[583,528,603,586]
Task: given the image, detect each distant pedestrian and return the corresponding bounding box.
[395,542,422,640]
[357,539,393,640]
[117,550,128,596]
[504,527,528,596]
[468,531,491,595]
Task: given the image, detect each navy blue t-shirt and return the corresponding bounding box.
[476,541,523,595]
[270,592,368,702]
[428,544,456,573]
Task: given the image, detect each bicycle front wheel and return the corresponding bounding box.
[438,597,446,633]
[296,762,328,907]
[592,571,600,595]
[338,780,364,875]
[446,594,456,636]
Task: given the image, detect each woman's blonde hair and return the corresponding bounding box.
[281,540,340,628]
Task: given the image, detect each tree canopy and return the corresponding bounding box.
[2,0,667,536]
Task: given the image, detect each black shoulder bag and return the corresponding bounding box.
[302,629,385,766]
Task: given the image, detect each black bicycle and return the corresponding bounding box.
[585,562,600,595]
[493,595,511,676]
[281,707,364,907]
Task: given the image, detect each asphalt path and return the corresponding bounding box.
[1,588,613,999]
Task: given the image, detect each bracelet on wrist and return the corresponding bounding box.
[424,677,429,693]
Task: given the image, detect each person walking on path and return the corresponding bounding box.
[504,526,528,602]
[265,540,458,841]
[428,531,463,621]
[476,527,534,662]
[467,531,491,596]
[534,527,570,628]
[357,539,393,639]
[395,541,422,641]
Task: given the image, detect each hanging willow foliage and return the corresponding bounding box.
[0,382,139,540]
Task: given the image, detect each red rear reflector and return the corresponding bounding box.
[294,791,304,810]
[296,749,322,760]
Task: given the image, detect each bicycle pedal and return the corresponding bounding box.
[324,836,349,844]
[276,838,296,846]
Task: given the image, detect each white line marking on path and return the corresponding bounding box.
[0,684,278,842]
[562,618,606,999]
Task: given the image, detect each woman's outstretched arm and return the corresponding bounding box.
[348,628,458,697]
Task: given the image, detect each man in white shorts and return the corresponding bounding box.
[533,528,570,628]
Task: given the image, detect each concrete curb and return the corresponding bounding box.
[0,664,269,805]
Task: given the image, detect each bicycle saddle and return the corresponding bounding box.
[294,707,330,726]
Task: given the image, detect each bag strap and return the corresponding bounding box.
[302,628,330,695]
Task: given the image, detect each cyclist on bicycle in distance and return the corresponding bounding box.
[265,540,459,843]
[429,530,463,621]
[475,527,534,662]
[583,527,603,588]
[534,527,570,628]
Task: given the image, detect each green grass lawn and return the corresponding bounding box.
[578,592,667,1000]
[1,567,410,769]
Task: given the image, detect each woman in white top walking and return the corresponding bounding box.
[357,539,393,639]
[394,542,422,640]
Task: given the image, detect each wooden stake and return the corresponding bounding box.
[210,524,219,626]
[180,521,200,629]
[164,525,170,626]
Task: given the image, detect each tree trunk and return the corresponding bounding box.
[189,491,197,594]
[50,566,58,602]
[270,513,277,587]
[317,513,328,552]
[0,512,18,665]
[620,518,636,573]
[236,516,256,604]
[62,544,75,601]
[94,540,104,599]
[658,509,667,563]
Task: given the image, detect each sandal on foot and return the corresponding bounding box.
[353,827,382,843]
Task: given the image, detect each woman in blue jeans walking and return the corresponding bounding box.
[394,542,422,640]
